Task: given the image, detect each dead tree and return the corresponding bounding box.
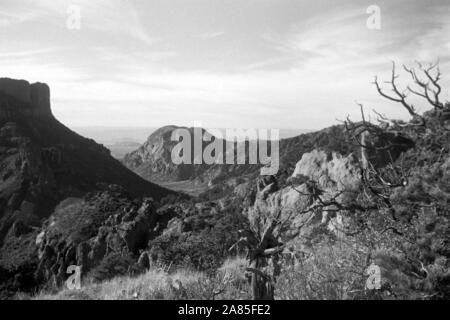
[229,201,297,300]
[342,61,448,232]
[373,61,447,127]
[343,61,448,178]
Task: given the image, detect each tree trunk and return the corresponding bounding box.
[250,258,274,300]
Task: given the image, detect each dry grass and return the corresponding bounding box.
[34,269,201,300]
[34,258,251,300]
[275,240,369,300]
[218,256,247,283]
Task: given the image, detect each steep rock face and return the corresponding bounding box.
[0,78,52,118]
[30,82,51,116]
[0,79,31,104]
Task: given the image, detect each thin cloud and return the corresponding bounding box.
[197,31,225,39]
[0,47,61,58]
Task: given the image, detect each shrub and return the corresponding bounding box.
[148,206,247,271]
[276,239,371,300]
[87,253,136,283]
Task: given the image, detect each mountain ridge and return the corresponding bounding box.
[0,78,178,274]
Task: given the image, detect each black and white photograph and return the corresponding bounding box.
[0,0,449,307]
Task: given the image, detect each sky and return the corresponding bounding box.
[0,0,449,130]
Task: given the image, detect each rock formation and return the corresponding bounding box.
[247,150,361,247]
[35,187,178,286]
[0,78,52,118]
[291,150,361,192]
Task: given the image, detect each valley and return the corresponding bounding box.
[0,68,449,300]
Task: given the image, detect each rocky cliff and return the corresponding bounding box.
[0,78,52,119]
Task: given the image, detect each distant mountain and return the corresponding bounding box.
[123,123,359,197]
[123,126,265,195]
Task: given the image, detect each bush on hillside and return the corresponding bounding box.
[148,206,247,271]
[88,253,137,283]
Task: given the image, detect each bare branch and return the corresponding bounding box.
[404,62,443,110]
[374,62,417,116]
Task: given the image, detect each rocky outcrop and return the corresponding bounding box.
[34,187,178,286]
[291,150,361,193]
[247,150,361,244]
[0,78,52,118]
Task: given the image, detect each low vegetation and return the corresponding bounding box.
[32,257,251,300]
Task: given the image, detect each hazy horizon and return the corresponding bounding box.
[73,125,313,146]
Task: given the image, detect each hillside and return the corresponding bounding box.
[0,78,177,297]
[123,126,263,195]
